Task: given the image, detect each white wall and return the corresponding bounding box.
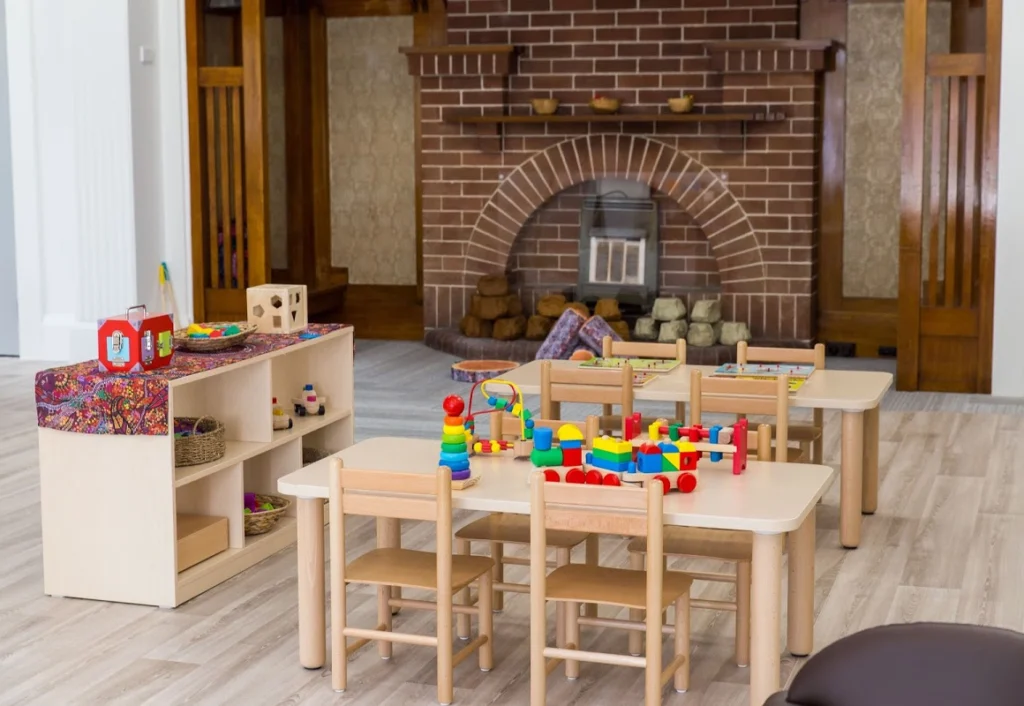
[992,0,1024,396]
[0,0,18,356]
[5,0,190,362]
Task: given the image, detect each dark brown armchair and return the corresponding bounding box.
[764,622,1024,706]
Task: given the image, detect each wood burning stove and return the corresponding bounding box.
[577,193,659,308]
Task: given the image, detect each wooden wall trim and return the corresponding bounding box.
[978,0,1002,392]
[242,0,271,285]
[267,0,414,17]
[186,0,207,321]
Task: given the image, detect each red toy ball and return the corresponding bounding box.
[653,475,671,495]
[442,394,465,416]
[565,468,586,484]
[602,473,621,486]
[584,469,604,485]
[677,472,697,493]
[543,469,561,483]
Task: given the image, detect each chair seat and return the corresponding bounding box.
[545,564,693,610]
[628,527,753,562]
[346,548,494,592]
[455,513,590,549]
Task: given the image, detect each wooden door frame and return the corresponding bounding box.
[897,0,1001,392]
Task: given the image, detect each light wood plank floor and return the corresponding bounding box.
[3,346,1024,706]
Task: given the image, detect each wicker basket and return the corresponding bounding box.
[302,447,331,466]
[244,494,291,536]
[174,416,226,468]
[174,322,257,353]
[667,95,695,114]
[531,98,559,115]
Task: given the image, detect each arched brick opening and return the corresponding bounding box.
[463,135,766,294]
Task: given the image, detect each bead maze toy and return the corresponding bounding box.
[463,378,535,459]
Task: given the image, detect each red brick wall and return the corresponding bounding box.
[410,1,828,344]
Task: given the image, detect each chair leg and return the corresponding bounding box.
[674,593,690,693]
[531,600,547,705]
[377,585,393,659]
[583,535,599,618]
[644,603,663,705]
[799,441,811,464]
[565,600,580,679]
[455,538,472,640]
[478,572,494,672]
[813,410,824,465]
[438,598,454,706]
[735,561,751,667]
[628,551,644,656]
[490,541,505,612]
[555,548,570,649]
[332,583,347,692]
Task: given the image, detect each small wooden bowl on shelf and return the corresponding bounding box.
[589,96,620,114]
[531,98,559,115]
[668,95,695,114]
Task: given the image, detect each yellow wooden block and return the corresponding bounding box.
[593,436,633,455]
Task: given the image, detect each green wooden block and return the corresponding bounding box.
[530,448,563,467]
[591,448,632,464]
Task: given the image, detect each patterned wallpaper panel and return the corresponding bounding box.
[327,17,417,285]
[265,18,288,271]
[843,2,950,299]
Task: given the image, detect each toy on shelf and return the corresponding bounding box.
[439,394,473,481]
[247,283,308,334]
[98,305,174,373]
[292,384,327,417]
[272,397,293,431]
[464,378,535,459]
[186,322,242,339]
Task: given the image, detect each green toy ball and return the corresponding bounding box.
[222,324,242,336]
[244,507,252,515]
[261,502,274,511]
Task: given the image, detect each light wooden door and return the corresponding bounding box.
[897,0,1002,393]
[185,0,270,323]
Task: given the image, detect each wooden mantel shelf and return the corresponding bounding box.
[448,111,785,125]
[399,44,515,56]
[703,40,834,53]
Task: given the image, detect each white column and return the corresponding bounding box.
[993,0,1024,396]
[8,0,136,361]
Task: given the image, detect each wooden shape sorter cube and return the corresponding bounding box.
[247,284,308,334]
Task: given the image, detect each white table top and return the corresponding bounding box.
[278,437,836,534]
[499,360,893,412]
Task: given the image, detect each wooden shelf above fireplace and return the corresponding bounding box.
[448,111,785,125]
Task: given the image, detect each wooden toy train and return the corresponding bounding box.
[539,415,749,493]
[451,379,751,495]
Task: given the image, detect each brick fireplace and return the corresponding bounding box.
[405,0,831,346]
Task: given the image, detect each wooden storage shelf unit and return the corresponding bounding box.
[38,327,354,608]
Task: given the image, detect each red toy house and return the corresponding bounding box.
[98,305,175,372]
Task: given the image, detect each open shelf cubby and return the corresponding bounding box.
[39,327,354,607]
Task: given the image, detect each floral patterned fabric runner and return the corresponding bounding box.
[35,324,349,436]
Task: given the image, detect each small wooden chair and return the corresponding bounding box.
[691,369,791,463]
[738,341,826,464]
[601,334,687,424]
[329,459,495,705]
[530,474,693,705]
[540,359,635,432]
[454,416,599,641]
[627,423,773,666]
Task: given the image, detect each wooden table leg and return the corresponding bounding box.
[750,532,784,706]
[377,518,402,614]
[786,511,815,657]
[840,410,864,549]
[862,405,880,515]
[297,497,326,669]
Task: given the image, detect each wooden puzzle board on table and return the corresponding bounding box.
[578,357,681,373]
[712,363,815,378]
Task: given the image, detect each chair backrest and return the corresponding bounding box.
[773,622,1024,706]
[530,474,665,614]
[738,341,825,369]
[602,335,686,362]
[328,459,453,591]
[690,369,790,462]
[540,360,635,425]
